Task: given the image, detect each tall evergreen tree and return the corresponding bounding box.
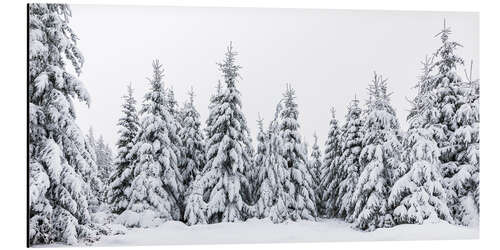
[252,115,267,201]
[430,22,465,171]
[184,83,224,225]
[184,43,253,224]
[183,85,219,226]
[352,73,402,231]
[83,127,102,209]
[426,23,480,226]
[86,127,98,164]
[279,84,317,220]
[179,88,206,194]
[85,128,113,204]
[108,84,140,214]
[125,60,183,222]
[389,58,452,225]
[28,3,102,245]
[447,62,480,226]
[320,108,342,217]
[96,135,114,186]
[335,97,363,221]
[254,103,291,222]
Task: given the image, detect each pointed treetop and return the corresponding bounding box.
[218,41,242,87]
[188,86,195,106]
[284,83,296,100]
[313,132,318,145]
[149,59,165,83]
[127,82,134,94]
[257,113,264,132]
[347,94,362,119]
[435,18,452,43]
[353,93,359,104]
[330,107,336,118]
[432,19,464,74]
[273,99,283,121]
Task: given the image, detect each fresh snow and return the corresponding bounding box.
[79,219,478,246]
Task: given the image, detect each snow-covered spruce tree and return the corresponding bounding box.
[28,3,103,245]
[351,73,402,231]
[335,97,363,221]
[252,115,267,201]
[320,108,342,218]
[96,135,114,186]
[86,127,98,164]
[309,133,322,211]
[423,23,480,226]
[184,42,253,224]
[165,87,185,192]
[108,84,140,214]
[279,84,317,220]
[388,58,453,226]
[166,87,180,119]
[183,83,224,226]
[83,128,103,208]
[179,88,206,193]
[254,103,291,222]
[85,130,113,203]
[430,22,465,169]
[447,62,480,226]
[124,60,183,225]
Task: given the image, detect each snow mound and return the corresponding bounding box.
[114,210,164,228]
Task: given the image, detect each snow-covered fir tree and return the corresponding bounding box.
[183,83,224,226]
[252,115,267,201]
[335,97,363,221]
[108,84,140,214]
[166,87,179,118]
[165,87,185,197]
[424,23,480,226]
[86,127,98,163]
[28,3,103,245]
[125,60,183,223]
[96,135,114,186]
[85,127,115,203]
[446,61,480,226]
[83,127,104,208]
[431,22,465,168]
[320,108,342,218]
[279,84,317,220]
[179,88,206,194]
[309,133,322,211]
[351,73,402,231]
[184,42,253,224]
[388,57,453,226]
[85,130,113,203]
[254,102,292,222]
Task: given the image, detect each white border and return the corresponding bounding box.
[2,0,497,249]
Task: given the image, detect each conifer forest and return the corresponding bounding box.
[28,3,479,246]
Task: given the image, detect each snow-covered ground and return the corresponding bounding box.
[84,218,478,247]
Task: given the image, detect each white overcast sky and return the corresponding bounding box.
[70,5,478,151]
